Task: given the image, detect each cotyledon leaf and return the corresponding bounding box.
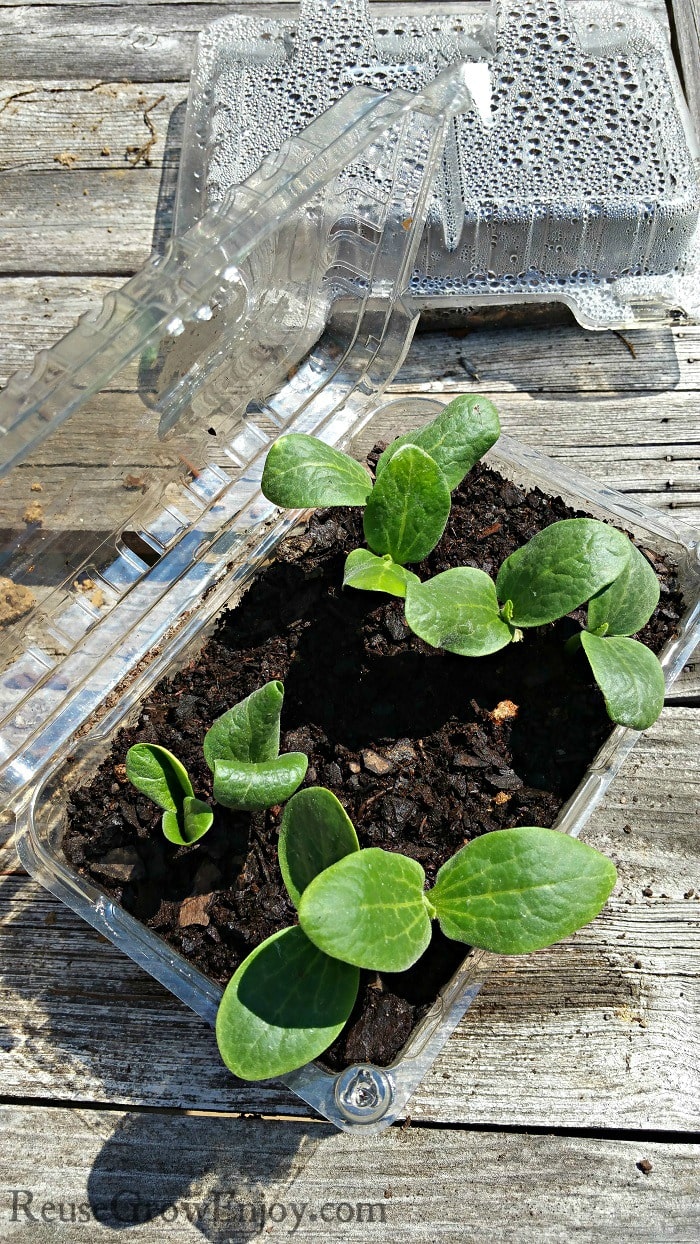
[213,754,308,813]
[216,926,359,1081]
[162,797,214,846]
[363,445,451,565]
[261,434,373,508]
[342,549,420,599]
[496,518,633,627]
[580,632,665,730]
[587,542,660,636]
[430,826,617,954]
[405,567,513,656]
[298,848,433,973]
[125,743,194,813]
[278,787,360,909]
[203,680,285,769]
[375,395,500,490]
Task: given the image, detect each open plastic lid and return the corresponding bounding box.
[176,0,700,329]
[0,67,489,807]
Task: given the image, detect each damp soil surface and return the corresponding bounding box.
[64,458,682,1070]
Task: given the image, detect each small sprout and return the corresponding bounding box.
[204,680,307,812]
[125,681,308,842]
[403,517,665,730]
[125,743,213,845]
[260,398,500,588]
[576,542,665,728]
[216,790,617,1078]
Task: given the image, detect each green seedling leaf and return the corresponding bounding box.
[203,680,285,769]
[405,567,513,656]
[279,787,360,908]
[587,542,660,636]
[127,744,213,845]
[363,445,451,565]
[162,796,214,846]
[216,926,359,1080]
[580,633,665,730]
[126,743,194,812]
[213,753,308,812]
[376,395,501,490]
[342,549,420,599]
[496,518,632,627]
[431,826,617,954]
[261,434,373,508]
[298,848,433,972]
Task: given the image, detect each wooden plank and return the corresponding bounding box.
[0,81,186,174]
[5,385,700,462]
[0,392,698,565]
[0,277,123,383]
[5,277,700,391]
[394,324,700,394]
[0,710,697,1126]
[378,390,700,518]
[0,170,163,275]
[0,4,250,81]
[0,1105,697,1243]
[0,2,521,81]
[0,81,179,275]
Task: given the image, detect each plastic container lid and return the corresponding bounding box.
[0,68,489,806]
[176,0,700,329]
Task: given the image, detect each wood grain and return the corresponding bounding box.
[0,1105,697,1243]
[0,81,186,174]
[0,170,163,274]
[0,2,672,81]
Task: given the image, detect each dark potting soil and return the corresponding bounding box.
[63,459,683,1071]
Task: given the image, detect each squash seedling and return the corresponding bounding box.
[405,518,665,730]
[202,678,308,812]
[125,743,214,846]
[125,680,307,843]
[261,406,665,732]
[261,394,501,591]
[216,786,617,1080]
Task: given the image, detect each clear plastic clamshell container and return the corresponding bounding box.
[175,0,700,330]
[1,66,699,1133]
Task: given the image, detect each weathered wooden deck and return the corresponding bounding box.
[0,2,698,1239]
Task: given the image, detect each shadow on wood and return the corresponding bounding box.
[86,1113,316,1239]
